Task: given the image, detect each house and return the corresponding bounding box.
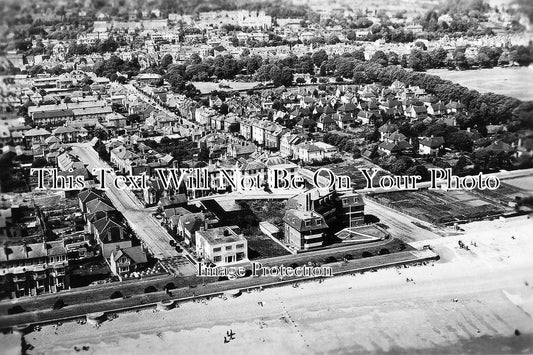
[109,246,148,277]
[445,101,465,114]
[296,117,317,133]
[297,143,324,163]
[24,128,51,146]
[263,123,285,150]
[427,102,446,116]
[280,133,303,159]
[333,113,355,130]
[78,188,108,213]
[227,142,256,159]
[405,105,427,121]
[240,119,253,141]
[91,215,131,259]
[379,99,403,117]
[52,125,88,142]
[357,111,380,126]
[317,114,337,131]
[283,209,327,250]
[195,226,248,265]
[378,122,399,141]
[419,136,445,156]
[336,192,365,227]
[0,241,69,298]
[177,212,206,245]
[378,132,413,155]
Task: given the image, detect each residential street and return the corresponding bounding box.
[71,144,180,260]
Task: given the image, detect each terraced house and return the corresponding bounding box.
[0,241,69,298]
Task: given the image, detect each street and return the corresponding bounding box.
[71,144,180,260]
[0,248,437,329]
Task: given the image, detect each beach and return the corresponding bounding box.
[3,216,529,354]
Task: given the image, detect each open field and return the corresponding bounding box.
[427,67,533,101]
[191,81,261,94]
[8,217,532,354]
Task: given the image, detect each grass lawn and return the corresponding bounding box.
[427,67,533,101]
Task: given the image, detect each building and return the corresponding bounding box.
[195,226,247,265]
[418,136,445,156]
[109,246,148,277]
[0,241,69,298]
[336,192,365,227]
[283,209,327,250]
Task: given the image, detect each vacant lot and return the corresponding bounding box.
[368,189,512,225]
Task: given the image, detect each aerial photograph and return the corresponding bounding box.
[0,0,532,353]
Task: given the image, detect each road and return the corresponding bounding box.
[0,248,437,329]
[189,189,302,203]
[71,144,180,260]
[123,83,198,128]
[363,197,443,241]
[0,237,408,317]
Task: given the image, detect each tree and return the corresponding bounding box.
[362,251,373,258]
[327,35,341,45]
[335,58,354,78]
[96,144,109,160]
[388,52,399,66]
[430,47,448,68]
[296,77,305,84]
[160,54,173,69]
[371,51,389,66]
[446,131,473,152]
[31,157,48,168]
[414,41,427,50]
[312,49,328,67]
[409,49,428,71]
[453,50,469,70]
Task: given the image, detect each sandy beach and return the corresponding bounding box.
[5,216,533,354]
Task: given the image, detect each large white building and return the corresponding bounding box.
[195,226,248,265]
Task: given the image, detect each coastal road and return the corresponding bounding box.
[0,237,409,318]
[0,248,437,329]
[71,144,179,260]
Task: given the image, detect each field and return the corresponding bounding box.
[427,67,533,101]
[368,189,513,225]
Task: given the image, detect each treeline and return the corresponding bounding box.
[92,55,141,81]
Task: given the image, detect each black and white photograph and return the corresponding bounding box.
[0,0,532,353]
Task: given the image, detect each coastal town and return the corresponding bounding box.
[0,0,532,353]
